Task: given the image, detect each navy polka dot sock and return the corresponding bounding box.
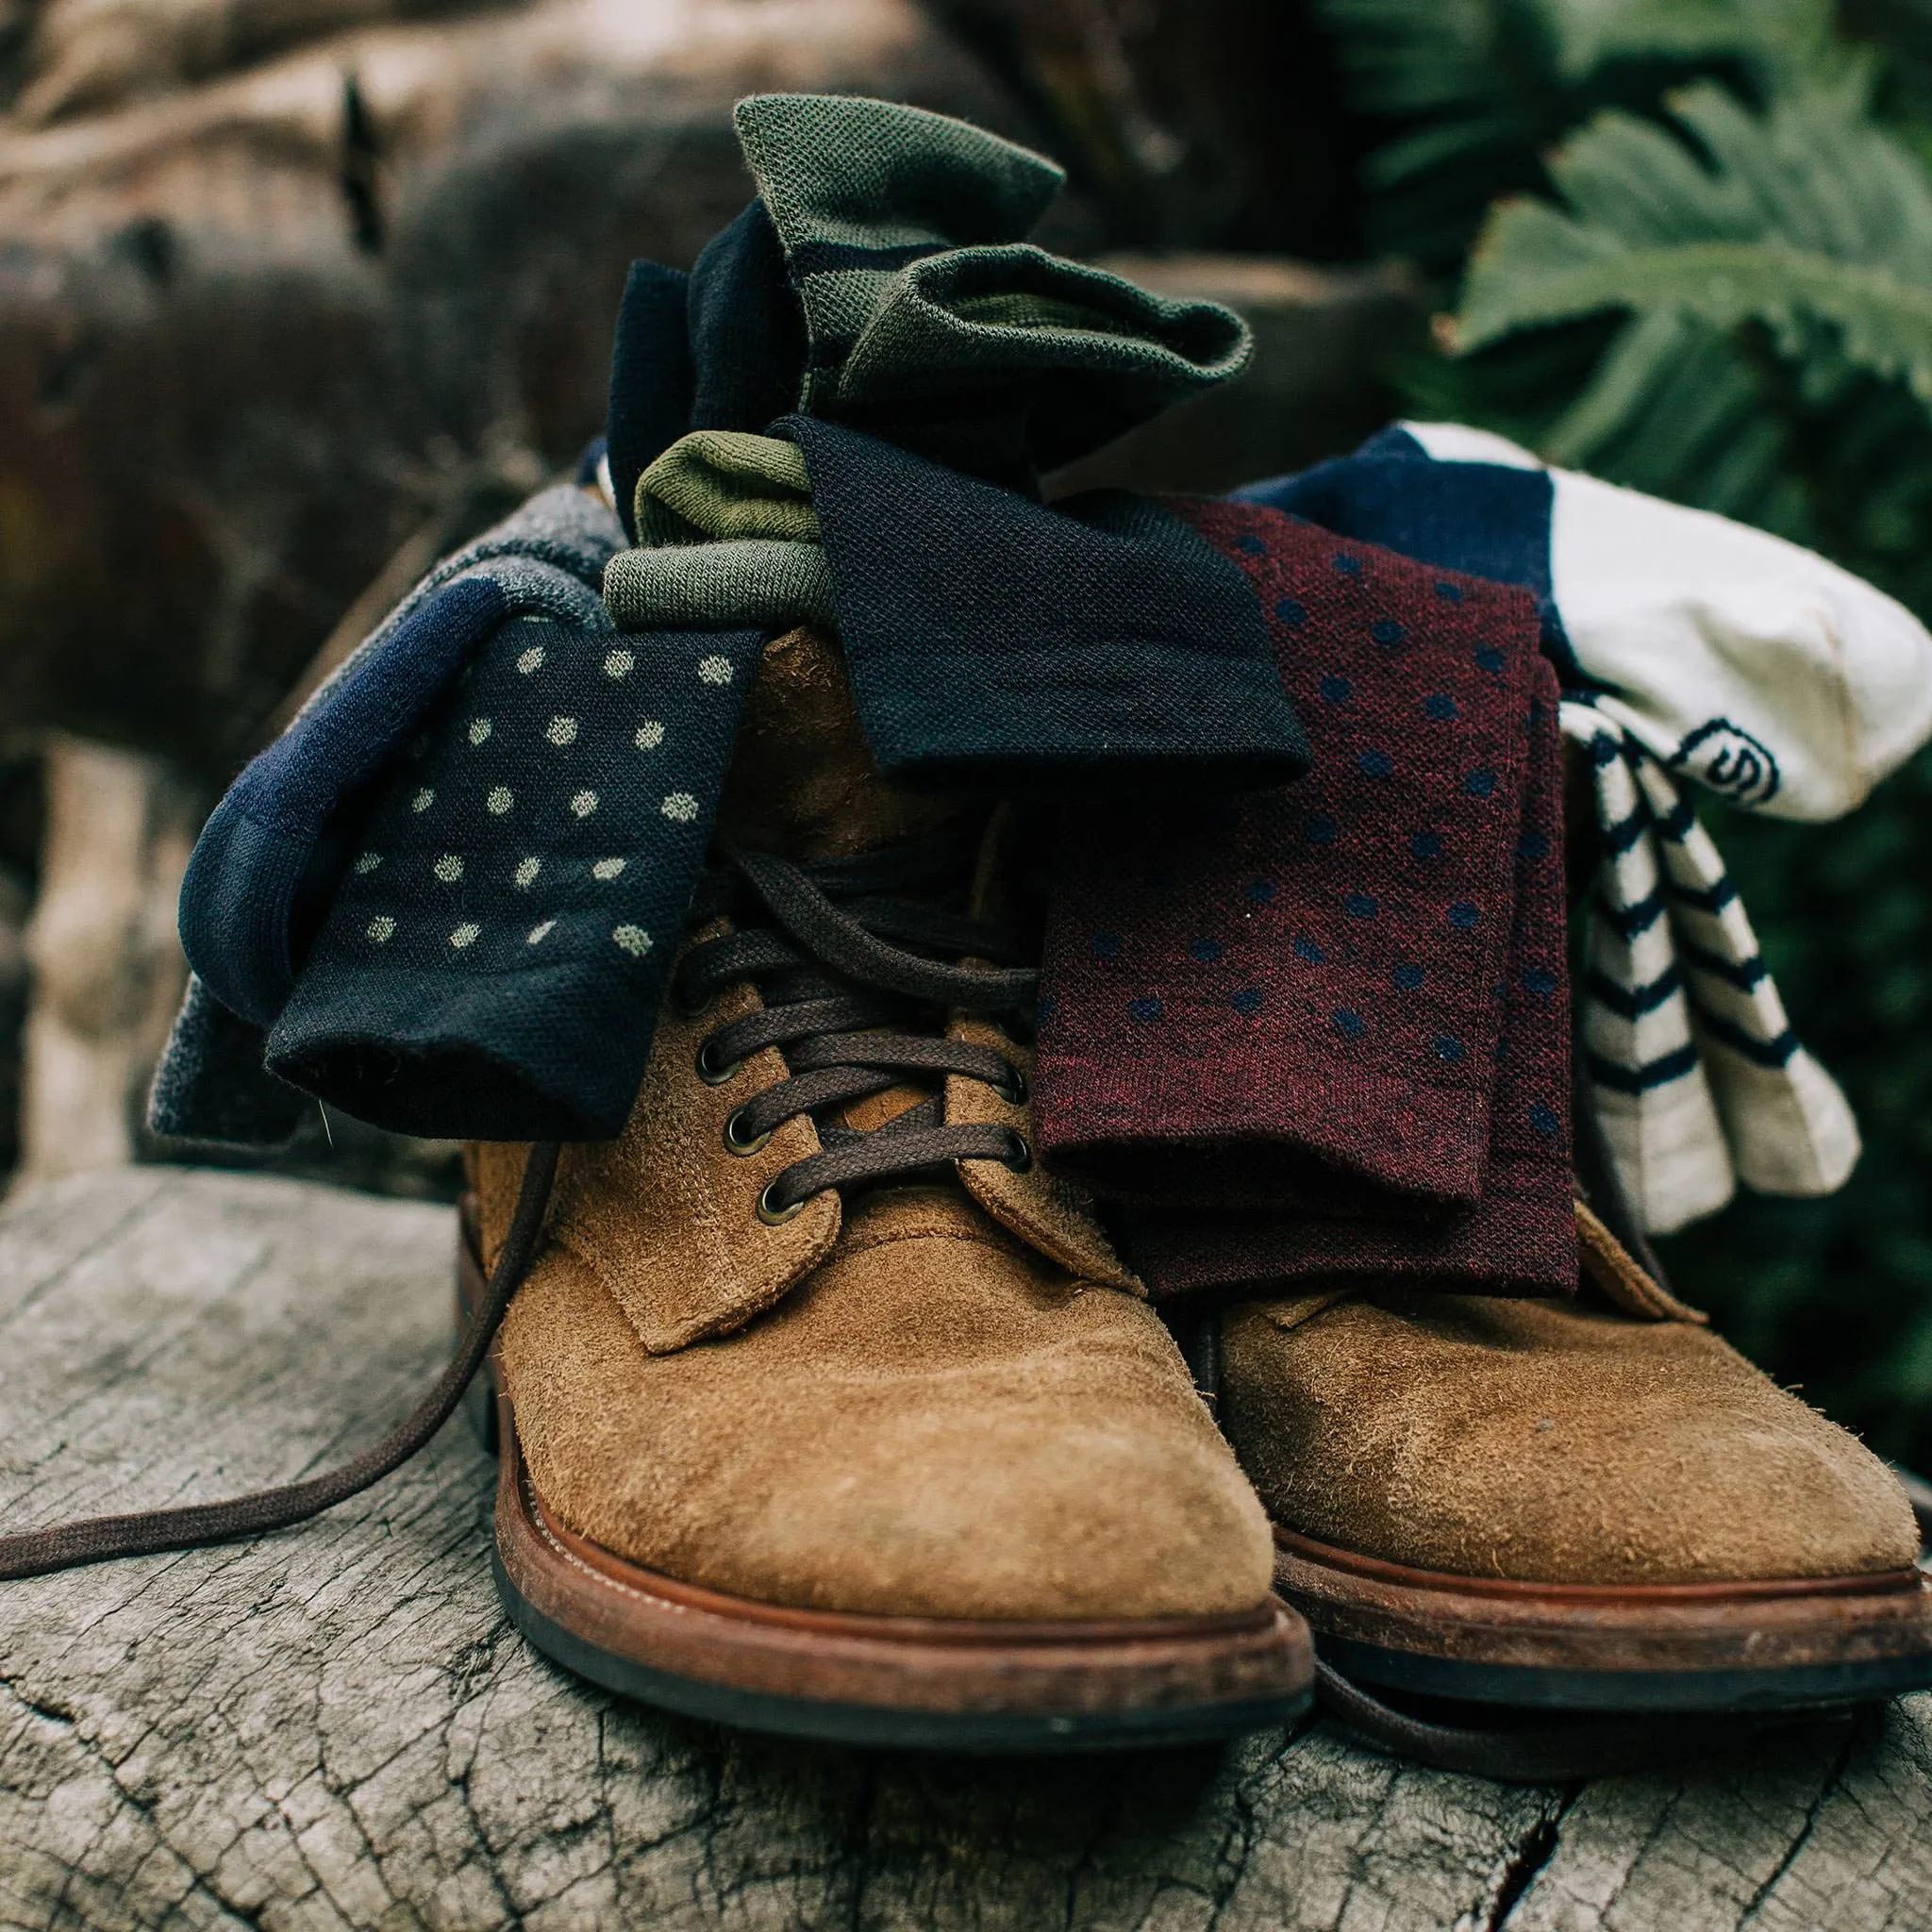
[262,611,763,1140]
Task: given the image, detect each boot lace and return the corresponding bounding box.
[673,824,1038,1223]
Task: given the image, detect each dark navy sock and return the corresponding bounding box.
[787,418,1309,796]
[265,612,764,1140]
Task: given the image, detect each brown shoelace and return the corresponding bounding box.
[1309,1662,1832,1783]
[0,1139,561,1581]
[678,828,1038,1219]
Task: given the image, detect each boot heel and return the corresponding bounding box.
[457,1309,500,1457]
[455,1196,500,1457]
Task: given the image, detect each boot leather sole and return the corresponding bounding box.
[458,1218,1316,1751]
[1274,1523,1932,1712]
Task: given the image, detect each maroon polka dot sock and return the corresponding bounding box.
[1031,497,1577,1295]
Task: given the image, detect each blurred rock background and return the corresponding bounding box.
[0,0,1926,1459]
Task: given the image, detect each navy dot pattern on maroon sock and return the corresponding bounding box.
[1031,495,1576,1293]
[1116,653,1575,1295]
[1037,497,1541,1202]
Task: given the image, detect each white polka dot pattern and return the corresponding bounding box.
[309,608,762,1138]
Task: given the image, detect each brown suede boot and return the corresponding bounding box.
[461,626,1311,1749]
[1218,1201,1932,1746]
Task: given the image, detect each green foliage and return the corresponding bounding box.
[1318,0,1842,270]
[1457,84,1932,398]
[1444,79,1932,611]
[1320,0,1932,1458]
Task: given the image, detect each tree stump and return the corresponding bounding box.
[2,1167,1928,1930]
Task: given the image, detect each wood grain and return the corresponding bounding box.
[1,1167,1927,1931]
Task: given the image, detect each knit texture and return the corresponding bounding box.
[591,94,1308,801]
[148,974,309,1145]
[635,432,818,545]
[603,430,834,635]
[182,575,503,1030]
[604,98,1306,794]
[148,486,626,1146]
[1241,421,1870,1235]
[178,485,622,1030]
[687,198,808,438]
[1032,498,1576,1295]
[606,261,694,544]
[154,94,1304,1144]
[602,541,834,635]
[788,419,1307,794]
[264,610,762,1139]
[1121,652,1577,1296]
[1375,420,1932,822]
[177,484,622,1021]
[735,94,1251,488]
[1238,425,1583,683]
[730,92,1063,420]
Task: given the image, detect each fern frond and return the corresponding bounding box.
[1545,0,1839,87]
[1318,0,1849,268]
[1345,0,1932,1471]
[1455,84,1932,401]
[1539,308,1809,528]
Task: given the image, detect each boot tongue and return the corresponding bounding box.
[714,624,964,1132]
[713,625,961,861]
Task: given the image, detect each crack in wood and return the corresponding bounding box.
[1487,1788,1579,1931]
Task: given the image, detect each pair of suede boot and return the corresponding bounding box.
[459,623,1932,1768]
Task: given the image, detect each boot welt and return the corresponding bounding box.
[1273,1524,1932,1713]
[458,1224,1316,1752]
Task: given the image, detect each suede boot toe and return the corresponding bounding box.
[1217,1228,1932,1723]
[1223,1289,1917,1588]
[503,1190,1272,1623]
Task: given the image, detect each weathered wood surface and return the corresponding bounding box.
[2,1167,1928,1932]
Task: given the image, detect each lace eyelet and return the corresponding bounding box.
[756,1179,807,1226]
[994,1062,1028,1107]
[999,1127,1032,1174]
[695,1038,741,1085]
[671,979,712,1020]
[723,1108,773,1157]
